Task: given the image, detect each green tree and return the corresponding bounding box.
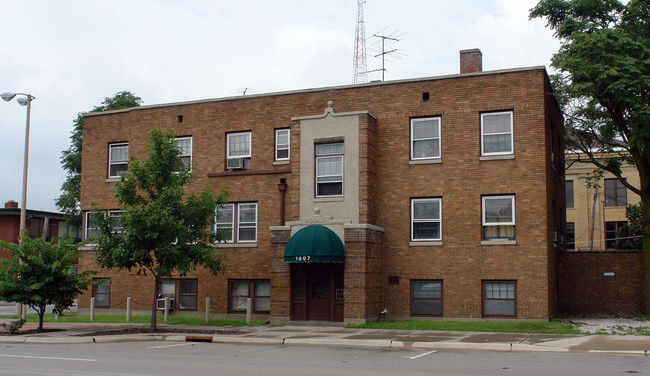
[93,128,229,330]
[56,91,142,233]
[530,0,650,310]
[616,203,643,250]
[0,234,94,331]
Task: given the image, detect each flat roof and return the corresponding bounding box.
[83,66,548,118]
[0,208,66,220]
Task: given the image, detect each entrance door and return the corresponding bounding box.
[307,264,331,320]
[291,264,343,321]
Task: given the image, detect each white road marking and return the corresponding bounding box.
[403,350,437,360]
[0,354,96,362]
[146,343,194,349]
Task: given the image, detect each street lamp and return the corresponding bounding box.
[1,92,34,240]
[2,92,34,320]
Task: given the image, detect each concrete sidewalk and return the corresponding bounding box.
[1,321,650,355]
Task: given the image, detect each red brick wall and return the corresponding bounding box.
[557,251,643,315]
[79,68,561,320]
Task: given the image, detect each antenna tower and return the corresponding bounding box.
[353,0,368,84]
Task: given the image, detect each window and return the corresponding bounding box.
[108,143,128,178]
[109,210,124,237]
[85,212,101,242]
[410,117,440,160]
[85,210,123,242]
[411,280,442,316]
[93,279,111,308]
[566,222,575,250]
[411,198,442,241]
[605,221,627,249]
[214,203,257,243]
[229,280,271,313]
[227,132,252,159]
[565,180,574,208]
[175,136,192,171]
[159,279,197,310]
[482,195,515,240]
[315,143,344,197]
[275,129,290,160]
[483,281,516,317]
[481,111,513,155]
[604,178,627,206]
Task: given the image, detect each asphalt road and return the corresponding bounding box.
[0,341,647,376]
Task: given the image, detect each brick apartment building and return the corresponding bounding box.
[77,49,565,322]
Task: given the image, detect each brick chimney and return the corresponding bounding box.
[5,200,18,208]
[460,49,482,74]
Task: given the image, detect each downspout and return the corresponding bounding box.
[278,178,287,226]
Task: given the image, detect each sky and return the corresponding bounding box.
[0,0,559,212]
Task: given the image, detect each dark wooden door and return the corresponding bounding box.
[291,263,344,322]
[307,264,331,321]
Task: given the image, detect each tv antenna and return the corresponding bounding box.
[228,88,261,96]
[368,28,406,81]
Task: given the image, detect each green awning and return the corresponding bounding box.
[284,225,345,263]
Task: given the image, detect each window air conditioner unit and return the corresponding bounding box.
[156,298,175,310]
[553,231,558,242]
[227,157,246,170]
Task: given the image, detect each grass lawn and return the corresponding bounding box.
[345,320,581,334]
[0,313,579,333]
[0,313,271,327]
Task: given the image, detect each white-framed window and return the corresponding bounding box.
[214,202,258,243]
[481,111,513,156]
[315,143,344,197]
[482,195,515,240]
[275,129,290,161]
[227,132,252,159]
[109,210,124,237]
[410,117,441,160]
[85,212,101,242]
[85,210,124,242]
[411,198,442,241]
[175,136,192,171]
[108,142,129,178]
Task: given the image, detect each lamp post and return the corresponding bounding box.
[2,92,34,321]
[1,92,34,240]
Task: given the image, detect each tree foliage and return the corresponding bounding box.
[56,91,142,232]
[531,0,650,310]
[0,234,94,330]
[616,203,643,250]
[93,128,229,330]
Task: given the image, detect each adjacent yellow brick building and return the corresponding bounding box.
[565,153,640,251]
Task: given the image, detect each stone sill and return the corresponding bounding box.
[214,243,257,248]
[409,241,443,247]
[481,239,517,246]
[409,159,442,165]
[480,154,515,161]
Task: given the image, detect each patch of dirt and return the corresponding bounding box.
[0,329,63,336]
[75,327,247,336]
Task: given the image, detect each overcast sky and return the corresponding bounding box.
[0,0,559,212]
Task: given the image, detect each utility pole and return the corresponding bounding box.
[589,187,600,251]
